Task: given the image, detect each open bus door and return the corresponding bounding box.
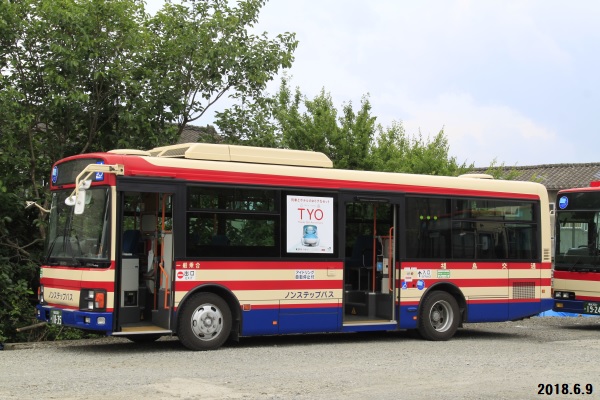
[113,181,179,341]
[342,193,398,325]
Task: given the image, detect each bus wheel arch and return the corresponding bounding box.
[417,284,465,341]
[176,285,240,350]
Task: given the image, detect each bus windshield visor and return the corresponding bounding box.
[555,211,600,271]
[45,187,110,267]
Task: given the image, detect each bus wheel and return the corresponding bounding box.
[178,292,232,351]
[418,291,459,341]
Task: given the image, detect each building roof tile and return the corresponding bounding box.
[475,163,600,190]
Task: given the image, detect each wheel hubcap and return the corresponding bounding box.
[430,300,452,332]
[190,303,223,341]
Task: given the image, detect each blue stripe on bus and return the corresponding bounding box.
[241,306,343,336]
[467,300,552,322]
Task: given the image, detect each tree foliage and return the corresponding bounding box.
[371,123,472,175]
[144,0,297,137]
[216,77,471,175]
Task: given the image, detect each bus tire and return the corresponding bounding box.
[178,292,232,351]
[418,291,459,341]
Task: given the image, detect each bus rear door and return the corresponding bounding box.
[342,193,399,326]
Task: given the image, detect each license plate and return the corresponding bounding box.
[584,302,600,315]
[49,309,63,325]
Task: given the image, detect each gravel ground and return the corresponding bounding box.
[2,316,600,400]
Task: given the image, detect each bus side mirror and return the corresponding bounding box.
[65,180,92,215]
[74,189,87,215]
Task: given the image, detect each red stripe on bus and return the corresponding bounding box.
[280,303,341,309]
[176,261,549,271]
[554,270,600,281]
[43,303,79,310]
[111,156,540,199]
[174,277,546,292]
[466,298,513,304]
[576,295,600,301]
[41,278,115,291]
[403,278,537,287]
[42,303,115,312]
[174,280,343,291]
[401,262,551,270]
[175,261,344,270]
[230,303,346,310]
[41,264,116,271]
[541,278,552,286]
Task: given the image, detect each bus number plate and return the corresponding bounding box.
[49,309,62,325]
[584,302,600,315]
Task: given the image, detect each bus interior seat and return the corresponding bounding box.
[347,235,381,290]
[122,230,142,255]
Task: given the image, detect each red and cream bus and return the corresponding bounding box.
[553,181,600,315]
[36,143,553,350]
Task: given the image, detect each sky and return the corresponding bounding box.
[145,0,600,167]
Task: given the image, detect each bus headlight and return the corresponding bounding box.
[554,291,574,300]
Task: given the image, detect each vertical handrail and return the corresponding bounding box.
[388,227,394,292]
[159,194,172,310]
[158,260,169,309]
[372,205,378,293]
[152,193,159,311]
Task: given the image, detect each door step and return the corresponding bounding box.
[113,323,172,335]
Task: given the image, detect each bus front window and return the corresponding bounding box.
[45,188,110,267]
[555,211,600,271]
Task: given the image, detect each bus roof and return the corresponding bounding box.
[109,143,333,168]
[63,143,548,201]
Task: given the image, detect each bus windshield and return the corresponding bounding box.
[555,210,600,271]
[45,187,111,267]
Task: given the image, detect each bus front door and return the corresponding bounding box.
[114,184,178,340]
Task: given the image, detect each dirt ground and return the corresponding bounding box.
[2,316,600,400]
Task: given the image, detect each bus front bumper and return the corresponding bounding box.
[36,304,113,332]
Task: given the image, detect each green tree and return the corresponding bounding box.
[0,0,156,214]
[216,77,378,170]
[332,95,376,170]
[371,123,473,175]
[0,187,39,343]
[145,0,297,138]
[216,77,468,175]
[216,97,281,147]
